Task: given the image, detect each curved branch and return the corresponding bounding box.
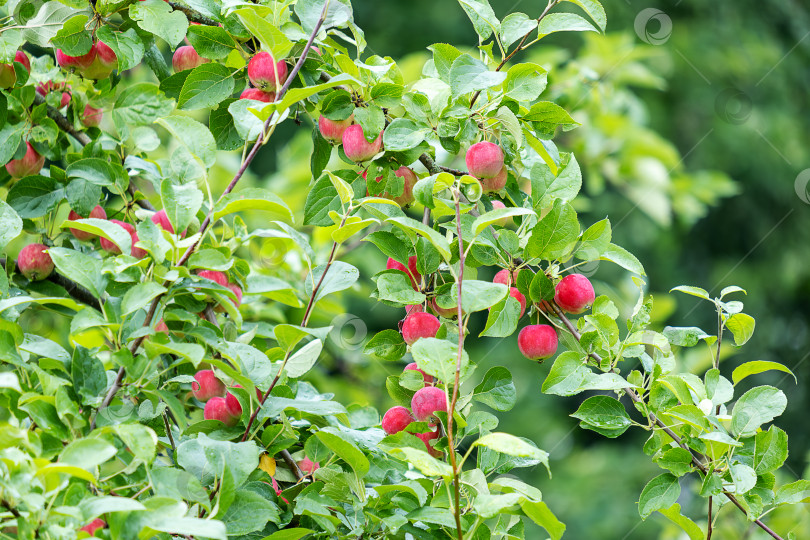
[168,2,220,26]
[33,94,90,146]
[550,303,785,540]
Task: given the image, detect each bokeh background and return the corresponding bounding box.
[17,0,809,537]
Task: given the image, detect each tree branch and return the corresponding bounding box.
[0,257,100,310]
[33,94,90,146]
[167,2,219,26]
[549,303,785,540]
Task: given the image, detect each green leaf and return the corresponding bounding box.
[752,426,788,475]
[160,180,204,235]
[187,25,237,60]
[563,0,607,31]
[376,272,425,304]
[7,176,65,219]
[66,158,122,186]
[732,360,796,385]
[96,27,144,72]
[473,207,534,236]
[638,473,680,519]
[121,282,166,316]
[428,43,463,81]
[537,12,598,36]
[0,200,22,250]
[473,367,516,411]
[730,385,787,438]
[286,339,323,378]
[654,448,694,477]
[457,0,500,40]
[130,0,189,47]
[388,446,453,478]
[670,285,710,300]
[228,98,265,142]
[113,83,175,126]
[775,480,810,505]
[305,261,359,302]
[480,295,521,337]
[221,488,280,535]
[211,98,242,151]
[504,61,548,101]
[602,243,645,275]
[0,123,24,165]
[60,438,117,470]
[213,188,293,223]
[178,63,235,110]
[23,3,78,48]
[382,118,428,152]
[157,115,217,168]
[453,280,508,313]
[571,395,632,438]
[520,501,565,540]
[541,352,589,396]
[500,13,537,48]
[473,433,549,472]
[294,0,353,34]
[61,218,131,255]
[725,312,755,346]
[525,200,579,260]
[663,326,711,347]
[525,101,579,138]
[234,7,293,60]
[387,216,451,261]
[411,338,469,384]
[449,54,507,96]
[145,341,205,366]
[364,329,407,361]
[315,428,370,477]
[47,247,107,298]
[79,496,146,521]
[657,503,704,540]
[50,15,92,56]
[71,346,107,405]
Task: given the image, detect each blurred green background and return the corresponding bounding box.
[287,0,810,537]
[22,0,809,537]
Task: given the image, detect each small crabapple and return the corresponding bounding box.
[318,114,354,143]
[68,205,107,241]
[197,270,228,287]
[493,268,521,287]
[386,256,420,290]
[6,142,44,178]
[78,518,105,536]
[297,457,320,475]
[17,243,53,281]
[172,45,208,72]
[82,41,117,79]
[14,51,30,73]
[411,386,447,423]
[480,166,507,192]
[509,287,527,318]
[203,396,239,426]
[382,406,415,435]
[417,428,442,457]
[247,52,288,92]
[554,274,595,314]
[191,369,225,401]
[517,324,558,361]
[465,141,504,179]
[404,362,434,385]
[240,88,275,102]
[341,124,382,162]
[401,312,441,345]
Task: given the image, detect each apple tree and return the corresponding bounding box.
[0,0,804,538]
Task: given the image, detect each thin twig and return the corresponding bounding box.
[163,411,176,454]
[707,496,713,540]
[280,449,305,481]
[167,2,219,26]
[0,499,20,518]
[445,187,465,540]
[550,303,785,540]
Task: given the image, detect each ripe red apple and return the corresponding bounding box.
[508,287,527,318]
[203,396,239,426]
[480,166,507,192]
[382,405,415,435]
[150,209,174,233]
[17,243,53,281]
[240,88,275,102]
[318,114,354,143]
[417,428,442,457]
[172,45,208,72]
[247,51,288,92]
[517,324,558,361]
[56,48,95,71]
[198,270,228,287]
[68,205,107,240]
[155,319,169,333]
[83,41,117,79]
[81,105,103,127]
[227,283,243,306]
[554,274,595,314]
[386,256,420,290]
[342,124,383,162]
[100,219,141,256]
[297,457,320,475]
[392,166,418,206]
[404,362,434,385]
[191,369,225,401]
[493,268,520,286]
[78,518,105,536]
[411,386,447,423]
[14,51,30,73]
[5,142,45,178]
[224,384,262,416]
[401,311,440,346]
[466,141,504,179]
[0,63,16,89]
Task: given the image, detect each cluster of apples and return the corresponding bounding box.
[382,364,446,458]
[56,41,117,80]
[318,113,383,163]
[466,141,508,192]
[0,50,30,88]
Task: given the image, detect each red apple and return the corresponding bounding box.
[192,369,225,401]
[156,319,169,333]
[203,396,239,426]
[56,48,95,71]
[466,141,504,179]
[5,142,44,178]
[78,518,105,536]
[81,105,103,127]
[401,312,441,346]
[83,41,117,79]
[240,88,275,102]
[14,51,30,73]
[172,45,208,72]
[392,166,418,206]
[342,124,382,162]
[411,386,447,423]
[509,287,527,318]
[247,51,288,92]
[17,243,53,281]
[0,63,15,89]
[100,219,134,255]
[318,114,354,143]
[197,270,228,287]
[297,457,320,475]
[554,274,595,314]
[386,256,421,290]
[68,205,106,240]
[517,324,558,361]
[493,268,520,286]
[417,428,442,457]
[382,405,415,435]
[480,166,507,192]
